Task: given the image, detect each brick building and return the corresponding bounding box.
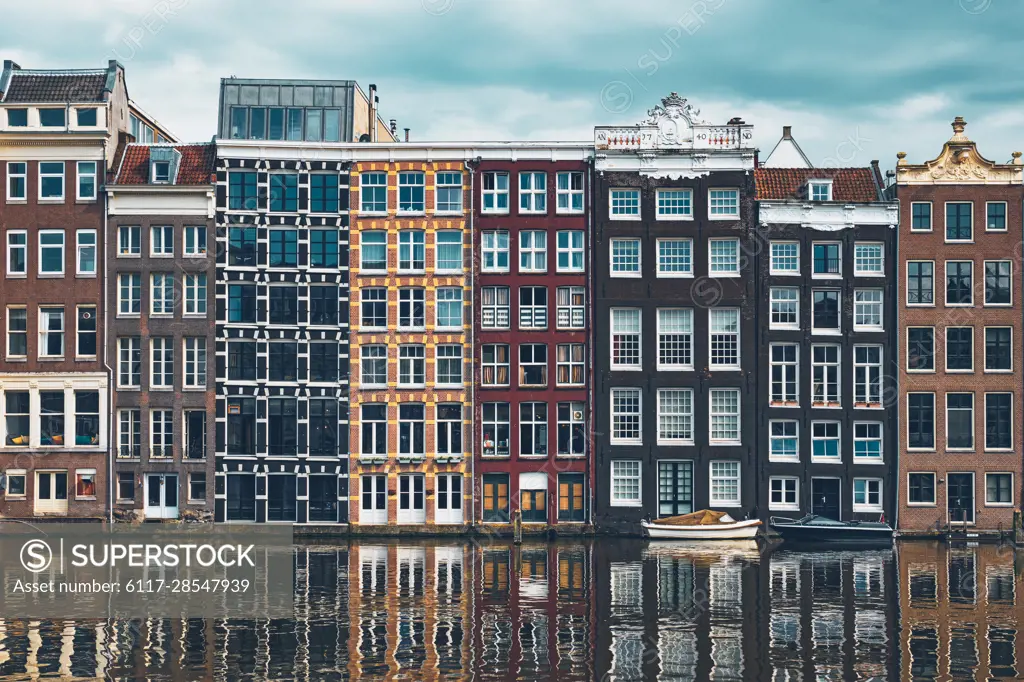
[105,142,216,520]
[896,117,1024,536]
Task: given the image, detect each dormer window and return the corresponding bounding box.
[152,161,171,183]
[149,147,181,185]
[7,108,28,127]
[809,180,832,202]
[39,108,66,127]
[75,108,98,127]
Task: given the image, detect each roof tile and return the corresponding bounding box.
[755,167,880,202]
[113,144,216,186]
[3,72,107,103]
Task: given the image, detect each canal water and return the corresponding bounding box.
[0,539,1019,680]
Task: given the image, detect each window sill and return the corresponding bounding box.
[610,366,643,371]
[38,198,66,204]
[984,369,1014,374]
[656,273,695,279]
[769,271,800,277]
[907,502,937,507]
[117,253,142,258]
[944,240,974,245]
[708,215,740,221]
[609,500,643,507]
[811,274,842,280]
[909,228,933,233]
[75,274,98,279]
[984,449,1015,454]
[906,303,935,308]
[150,254,174,259]
[5,274,27,279]
[38,273,66,279]
[852,507,884,514]
[709,366,741,372]
[709,500,741,507]
[853,327,884,333]
[770,401,800,408]
[812,402,842,409]
[609,215,642,221]
[655,215,693,221]
[853,403,884,410]
[770,325,800,332]
[556,210,586,216]
[769,505,800,512]
[556,269,586,275]
[117,387,141,392]
[853,459,885,465]
[810,458,842,464]
[768,457,800,463]
[610,273,642,279]
[906,369,936,374]
[76,496,97,501]
[946,449,975,454]
[709,272,740,278]
[657,365,693,372]
[983,303,1013,308]
[811,330,842,336]
[657,440,695,447]
[396,211,426,217]
[944,369,974,374]
[710,441,742,447]
[6,199,27,204]
[38,356,65,362]
[944,303,974,308]
[985,502,1015,508]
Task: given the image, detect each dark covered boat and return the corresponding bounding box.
[769,514,893,545]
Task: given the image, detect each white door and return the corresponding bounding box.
[435,474,463,525]
[398,474,426,524]
[145,474,179,519]
[34,471,68,515]
[360,474,388,525]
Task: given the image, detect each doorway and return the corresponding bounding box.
[34,470,68,515]
[811,478,841,519]
[947,473,975,525]
[145,474,179,520]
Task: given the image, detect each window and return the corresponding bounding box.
[436,287,464,330]
[769,477,799,511]
[854,345,883,407]
[398,288,425,329]
[770,242,799,274]
[770,287,799,329]
[36,108,64,127]
[359,288,387,330]
[76,161,96,200]
[709,308,740,369]
[152,161,170,183]
[267,342,297,382]
[398,230,425,271]
[482,403,511,457]
[269,229,298,267]
[854,243,884,276]
[854,422,883,461]
[309,284,339,326]
[770,344,799,405]
[986,393,1013,450]
[611,461,641,506]
[987,202,1007,231]
[151,225,173,257]
[183,273,207,316]
[947,393,974,450]
[189,473,207,503]
[908,393,935,449]
[309,342,338,382]
[656,188,692,218]
[4,471,26,497]
[6,231,26,275]
[911,202,932,231]
[518,286,547,329]
[7,162,26,200]
[6,307,26,357]
[482,286,510,329]
[610,238,641,276]
[946,327,974,372]
[117,337,141,387]
[398,345,426,387]
[435,171,462,213]
[556,172,584,213]
[437,404,463,456]
[556,286,585,329]
[556,230,584,272]
[986,473,1013,505]
[184,226,207,256]
[811,422,840,460]
[226,399,255,455]
[228,284,256,323]
[267,398,298,457]
[359,345,387,387]
[308,229,338,268]
[116,471,135,500]
[360,172,387,213]
[907,327,935,371]
[4,393,28,447]
[657,389,693,444]
[482,171,509,213]
[853,290,883,331]
[812,243,841,277]
[985,327,1012,371]
[184,337,206,388]
[908,473,936,505]
[907,261,934,305]
[809,181,832,202]
[75,469,97,498]
[985,261,1012,305]
[482,474,510,522]
[228,171,258,210]
[39,162,64,200]
[150,273,174,315]
[811,345,840,405]
[519,230,547,272]
[656,238,692,276]
[151,337,174,389]
[38,306,64,358]
[398,404,425,458]
[482,231,509,272]
[710,461,741,505]
[853,479,883,512]
[657,308,693,370]
[38,230,64,275]
[519,343,547,387]
[309,174,339,213]
[769,420,799,461]
[398,171,425,213]
[150,410,173,457]
[611,308,641,368]
[520,403,548,456]
[556,343,585,386]
[436,344,463,386]
[610,189,640,218]
[6,108,27,127]
[709,189,739,218]
[611,388,641,444]
[708,238,739,275]
[709,389,740,444]
[557,403,586,456]
[435,231,463,272]
[482,344,510,387]
[359,231,387,271]
[227,227,255,266]
[946,202,972,241]
[812,290,840,333]
[361,405,387,458]
[519,172,546,213]
[76,230,96,275]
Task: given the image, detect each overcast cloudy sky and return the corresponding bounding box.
[2,0,1021,169]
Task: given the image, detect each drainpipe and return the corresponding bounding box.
[465,158,477,526]
[586,154,595,527]
[104,177,113,524]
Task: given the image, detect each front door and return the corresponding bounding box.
[812,478,841,519]
[308,475,338,522]
[398,474,425,524]
[658,461,693,518]
[145,474,178,520]
[226,474,256,521]
[435,474,463,525]
[360,474,387,525]
[34,471,68,515]
[558,473,586,522]
[948,473,975,525]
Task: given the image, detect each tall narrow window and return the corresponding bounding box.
[360,172,387,213]
[519,172,547,213]
[151,337,174,389]
[709,389,740,444]
[6,231,26,275]
[611,308,641,369]
[657,308,692,370]
[556,286,585,329]
[769,344,799,405]
[482,172,509,213]
[854,345,882,407]
[435,171,463,213]
[482,286,510,329]
[398,171,425,213]
[709,308,740,369]
[39,306,64,358]
[811,345,840,406]
[658,389,693,444]
[76,230,96,275]
[556,172,584,213]
[151,273,174,315]
[556,343,585,386]
[184,337,207,388]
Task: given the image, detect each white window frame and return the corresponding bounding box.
[709,460,741,507]
[945,393,975,452]
[910,201,933,232]
[944,200,974,243]
[359,231,388,273]
[397,171,426,214]
[945,260,974,307]
[770,241,800,275]
[556,286,585,329]
[359,172,388,214]
[555,342,585,387]
[610,388,642,445]
[609,188,641,220]
[656,307,693,371]
[481,286,510,330]
[556,230,585,273]
[398,344,426,388]
[118,273,141,317]
[852,478,883,513]
[481,230,510,273]
[811,289,841,335]
[481,171,509,214]
[985,472,1014,507]
[906,326,935,373]
[150,409,173,457]
[769,343,799,406]
[944,326,974,373]
[984,392,1014,452]
[656,238,693,277]
[117,336,141,388]
[984,326,1013,373]
[118,225,141,257]
[610,460,642,507]
[768,420,799,462]
[906,260,935,307]
[518,402,548,457]
[709,308,740,370]
[150,273,174,316]
[434,230,463,274]
[853,289,884,331]
[518,171,547,214]
[435,287,464,331]
[75,230,96,276]
[811,241,842,279]
[5,305,27,359]
[769,287,799,330]
[184,225,207,257]
[183,273,207,317]
[986,201,1008,232]
[709,388,741,445]
[150,225,174,257]
[811,421,841,462]
[656,188,693,220]
[708,238,740,276]
[769,476,800,512]
[853,242,884,277]
[150,337,174,389]
[38,306,64,359]
[610,308,642,370]
[397,229,425,273]
[853,421,884,463]
[517,285,547,330]
[708,188,739,219]
[38,229,65,276]
[518,230,547,273]
[811,344,841,407]
[434,171,463,214]
[183,337,206,389]
[907,472,936,506]
[657,388,694,446]
[983,259,1013,307]
[906,392,936,452]
[3,469,26,498]
[435,345,464,388]
[808,180,832,202]
[6,161,26,201]
[610,238,641,278]
[360,345,388,388]
[555,171,584,214]
[76,161,97,201]
[397,288,425,330]
[6,230,27,276]
[38,161,65,201]
[854,345,883,408]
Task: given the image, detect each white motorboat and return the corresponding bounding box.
[641,510,762,540]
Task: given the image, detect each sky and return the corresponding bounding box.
[2,0,1022,170]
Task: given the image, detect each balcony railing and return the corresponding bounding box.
[118,444,141,459]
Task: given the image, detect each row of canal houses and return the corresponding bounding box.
[0,60,1020,539]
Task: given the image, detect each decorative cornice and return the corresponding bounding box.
[896,117,1023,185]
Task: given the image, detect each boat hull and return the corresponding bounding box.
[642,519,762,540]
[770,523,893,545]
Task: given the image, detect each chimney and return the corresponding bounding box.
[368,84,377,142]
[389,119,397,139]
[782,125,792,139]
[404,128,410,143]
[3,60,21,71]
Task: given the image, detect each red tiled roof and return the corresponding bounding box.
[755,167,881,202]
[3,71,108,103]
[113,144,216,185]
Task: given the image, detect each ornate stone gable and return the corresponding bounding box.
[897,116,1023,185]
